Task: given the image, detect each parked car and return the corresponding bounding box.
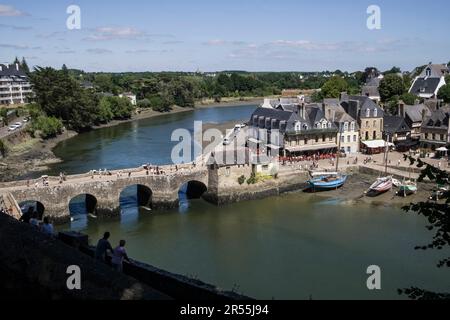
[15,122,22,128]
[8,125,18,131]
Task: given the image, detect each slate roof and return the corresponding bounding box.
[404,104,431,123]
[0,63,27,77]
[340,95,384,119]
[419,64,449,78]
[383,116,411,134]
[422,107,450,129]
[409,78,441,95]
[361,85,380,98]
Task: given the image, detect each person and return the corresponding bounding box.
[19,207,33,223]
[95,232,114,263]
[111,240,130,273]
[41,217,54,236]
[29,212,40,228]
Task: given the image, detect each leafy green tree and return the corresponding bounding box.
[320,76,349,98]
[137,98,151,109]
[0,108,8,126]
[29,67,99,131]
[438,83,450,103]
[379,74,406,102]
[400,93,418,105]
[21,57,30,73]
[399,157,450,300]
[31,116,63,139]
[383,66,401,75]
[97,97,114,123]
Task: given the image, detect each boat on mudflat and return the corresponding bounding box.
[398,181,418,197]
[308,172,348,191]
[367,176,393,196]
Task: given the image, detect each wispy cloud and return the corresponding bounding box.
[86,48,113,54]
[0,4,27,16]
[0,44,41,50]
[0,23,32,30]
[84,27,174,41]
[125,49,172,54]
[57,50,76,54]
[203,39,248,46]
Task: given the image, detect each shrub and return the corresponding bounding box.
[0,139,7,157]
[238,175,246,185]
[31,116,63,139]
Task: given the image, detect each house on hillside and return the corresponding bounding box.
[0,63,33,105]
[397,102,431,140]
[409,63,448,99]
[420,106,450,150]
[119,92,137,106]
[361,75,383,103]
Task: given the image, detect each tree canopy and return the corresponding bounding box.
[379,74,407,102]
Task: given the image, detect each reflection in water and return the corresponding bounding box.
[59,193,450,300]
[178,184,190,213]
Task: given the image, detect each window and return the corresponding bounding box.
[322,135,326,142]
[347,147,351,153]
[350,122,355,131]
[373,131,377,140]
[366,109,370,117]
[353,135,357,142]
[344,122,349,131]
[440,134,445,141]
[294,121,301,132]
[366,121,370,128]
[432,134,436,140]
[373,120,377,128]
[374,108,378,117]
[303,124,308,130]
[341,136,345,143]
[304,138,308,145]
[426,68,431,77]
[347,136,351,143]
[315,136,319,143]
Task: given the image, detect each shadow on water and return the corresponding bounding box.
[120,185,153,226]
[69,194,98,231]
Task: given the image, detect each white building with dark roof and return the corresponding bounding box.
[409,63,448,99]
[0,63,32,105]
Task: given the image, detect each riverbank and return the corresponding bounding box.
[0,98,262,182]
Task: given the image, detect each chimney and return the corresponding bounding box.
[298,102,305,119]
[398,100,405,117]
[15,63,19,71]
[339,92,348,102]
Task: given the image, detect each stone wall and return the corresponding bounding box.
[0,213,170,300]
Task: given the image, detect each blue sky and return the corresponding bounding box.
[0,0,449,72]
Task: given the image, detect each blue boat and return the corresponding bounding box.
[308,173,348,191]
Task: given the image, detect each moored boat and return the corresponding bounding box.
[398,180,417,197]
[367,176,393,196]
[308,173,348,191]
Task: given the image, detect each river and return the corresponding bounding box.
[53,104,449,300]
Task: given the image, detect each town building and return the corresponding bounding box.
[361,75,383,103]
[420,106,450,150]
[383,115,411,144]
[340,94,384,142]
[398,102,431,140]
[119,92,137,106]
[0,63,32,105]
[322,99,359,154]
[248,102,338,157]
[409,63,449,99]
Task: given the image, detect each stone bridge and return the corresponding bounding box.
[0,165,212,224]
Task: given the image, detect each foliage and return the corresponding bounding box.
[137,98,151,109]
[0,108,7,125]
[29,67,100,131]
[437,83,450,103]
[30,116,63,139]
[383,66,401,75]
[400,92,418,105]
[247,173,257,185]
[379,74,406,102]
[238,175,246,185]
[320,76,349,99]
[99,96,134,120]
[400,156,450,300]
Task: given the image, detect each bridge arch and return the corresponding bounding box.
[119,184,153,222]
[19,200,45,220]
[178,180,208,212]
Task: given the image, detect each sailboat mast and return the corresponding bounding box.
[384,134,389,175]
[336,123,342,172]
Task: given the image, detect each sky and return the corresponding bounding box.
[0,0,449,72]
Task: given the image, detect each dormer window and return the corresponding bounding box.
[294,121,301,132]
[374,108,378,117]
[366,109,370,118]
[303,124,309,130]
[344,122,349,131]
[426,68,431,77]
[350,122,355,131]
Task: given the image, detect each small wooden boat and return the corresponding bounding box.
[308,173,348,191]
[398,180,417,197]
[367,176,393,196]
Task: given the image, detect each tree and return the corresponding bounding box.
[399,156,450,300]
[400,93,418,105]
[438,84,450,103]
[362,67,380,84]
[379,74,406,102]
[384,66,401,75]
[320,76,349,99]
[21,57,30,73]
[137,98,151,109]
[0,139,7,157]
[29,67,99,131]
[97,97,114,123]
[30,116,63,139]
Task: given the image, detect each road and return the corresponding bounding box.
[0,116,29,139]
